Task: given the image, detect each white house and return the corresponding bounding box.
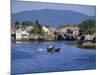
[42,26,50,33]
[25,26,33,32]
[16,28,30,40]
[85,34,95,41]
[60,26,79,33]
[72,30,79,39]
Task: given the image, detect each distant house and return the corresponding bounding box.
[60,26,79,33]
[42,26,50,33]
[16,28,30,40]
[42,26,59,35]
[49,27,59,34]
[25,26,33,33]
[42,26,61,40]
[72,30,79,38]
[85,34,95,41]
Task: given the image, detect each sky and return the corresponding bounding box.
[12,0,96,16]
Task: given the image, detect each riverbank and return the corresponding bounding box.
[77,42,96,49]
[12,39,96,50]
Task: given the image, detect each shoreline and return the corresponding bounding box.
[12,40,96,49]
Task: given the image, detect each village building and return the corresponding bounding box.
[58,26,79,40]
[85,34,96,41]
[25,26,33,33]
[42,26,50,33]
[60,26,79,33]
[72,30,79,39]
[42,26,61,40]
[16,28,30,41]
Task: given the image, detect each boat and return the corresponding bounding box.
[47,45,60,52]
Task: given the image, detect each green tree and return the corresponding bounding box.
[32,20,42,34]
[79,19,96,34]
[21,21,33,29]
[22,21,33,26]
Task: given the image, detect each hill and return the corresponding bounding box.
[12,9,95,27]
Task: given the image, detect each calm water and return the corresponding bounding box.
[11,41,96,74]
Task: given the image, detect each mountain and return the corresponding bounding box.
[12,9,96,27]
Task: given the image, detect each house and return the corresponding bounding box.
[42,26,59,35]
[25,26,33,32]
[29,34,38,40]
[16,28,30,40]
[85,34,95,41]
[73,30,79,36]
[72,30,79,39]
[60,26,79,33]
[42,26,50,33]
[42,26,61,40]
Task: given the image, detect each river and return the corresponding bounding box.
[11,41,96,74]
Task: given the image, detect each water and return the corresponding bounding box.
[11,41,96,74]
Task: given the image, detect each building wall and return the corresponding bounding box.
[16,32,22,40]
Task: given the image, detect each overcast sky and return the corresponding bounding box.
[12,0,96,16]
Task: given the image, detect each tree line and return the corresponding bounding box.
[14,20,42,34]
[78,19,96,35]
[14,19,96,35]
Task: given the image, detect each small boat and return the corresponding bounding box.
[47,45,60,52]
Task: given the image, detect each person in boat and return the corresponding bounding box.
[47,45,54,49]
[47,45,54,52]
